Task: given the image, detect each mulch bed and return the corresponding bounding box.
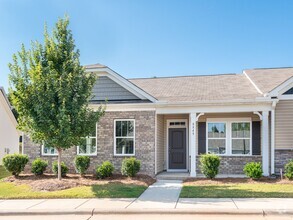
[184,177,293,186]
[3,173,156,192]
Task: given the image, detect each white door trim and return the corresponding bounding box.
[166,119,189,172]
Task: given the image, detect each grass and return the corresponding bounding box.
[180,183,293,198]
[0,182,147,199]
[0,166,10,179]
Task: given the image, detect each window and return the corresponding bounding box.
[114,119,135,156]
[42,141,57,156]
[207,122,226,154]
[77,127,97,155]
[231,122,251,155]
[206,119,252,156]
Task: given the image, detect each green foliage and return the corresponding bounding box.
[31,158,48,175]
[121,158,141,177]
[8,16,104,178]
[243,162,263,179]
[52,161,68,177]
[2,154,29,176]
[284,160,293,180]
[74,155,90,175]
[199,154,220,179]
[96,161,114,179]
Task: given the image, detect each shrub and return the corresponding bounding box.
[284,160,293,180]
[74,156,90,175]
[2,154,29,176]
[121,157,141,177]
[96,161,114,179]
[199,154,220,179]
[52,161,68,177]
[243,162,263,179]
[31,158,48,175]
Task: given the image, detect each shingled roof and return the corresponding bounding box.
[85,64,293,103]
[244,68,293,94]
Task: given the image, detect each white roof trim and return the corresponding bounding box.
[243,70,263,95]
[85,67,157,103]
[0,87,18,128]
[269,76,293,97]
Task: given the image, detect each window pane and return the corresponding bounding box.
[232,122,250,138]
[79,137,96,154]
[116,138,134,155]
[43,146,57,155]
[127,121,134,137]
[208,123,226,138]
[116,121,122,137]
[232,139,250,154]
[121,121,128,136]
[208,139,226,154]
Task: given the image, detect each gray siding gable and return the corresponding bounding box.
[91,76,142,102]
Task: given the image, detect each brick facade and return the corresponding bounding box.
[275,149,293,174]
[23,111,156,176]
[196,155,262,175]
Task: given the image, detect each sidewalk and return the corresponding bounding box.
[0,198,293,215]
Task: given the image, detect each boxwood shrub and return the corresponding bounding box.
[2,154,29,176]
[199,154,220,179]
[31,158,48,175]
[96,161,114,179]
[243,162,263,179]
[121,157,141,177]
[74,155,90,175]
[52,161,69,177]
[284,160,293,180]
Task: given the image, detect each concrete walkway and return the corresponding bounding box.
[129,180,183,209]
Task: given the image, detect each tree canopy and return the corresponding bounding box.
[8,16,104,179]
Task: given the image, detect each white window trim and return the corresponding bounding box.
[77,136,97,156]
[114,119,135,156]
[41,143,58,156]
[206,118,252,156]
[206,121,227,155]
[77,123,98,156]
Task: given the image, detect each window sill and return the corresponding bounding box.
[77,154,97,157]
[41,154,58,157]
[114,154,135,157]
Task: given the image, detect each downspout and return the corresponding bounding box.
[271,100,278,174]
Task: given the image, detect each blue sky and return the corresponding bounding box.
[1,0,293,90]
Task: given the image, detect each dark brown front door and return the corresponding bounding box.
[168,128,186,169]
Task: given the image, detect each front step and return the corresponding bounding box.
[156,172,190,181]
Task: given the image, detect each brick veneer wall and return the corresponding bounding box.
[275,149,293,174]
[196,155,262,175]
[23,110,156,176]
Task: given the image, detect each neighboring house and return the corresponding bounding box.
[23,65,293,177]
[0,87,19,164]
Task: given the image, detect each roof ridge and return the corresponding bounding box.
[129,73,238,80]
[246,67,293,70]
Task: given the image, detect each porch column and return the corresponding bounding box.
[262,111,269,176]
[189,113,197,177]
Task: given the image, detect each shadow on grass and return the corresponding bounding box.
[181,185,293,198]
[91,182,147,198]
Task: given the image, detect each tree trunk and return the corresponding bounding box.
[57,148,62,180]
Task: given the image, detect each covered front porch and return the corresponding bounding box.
[154,105,274,178]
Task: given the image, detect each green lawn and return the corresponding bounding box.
[0,182,147,199]
[180,183,293,198]
[0,166,10,179]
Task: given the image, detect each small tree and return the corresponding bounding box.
[8,16,104,180]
